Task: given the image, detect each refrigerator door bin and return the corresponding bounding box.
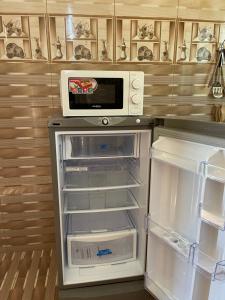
[198,222,225,271]
[150,153,201,242]
[200,178,225,230]
[203,150,225,183]
[64,189,139,213]
[149,220,197,259]
[64,133,139,159]
[151,136,218,173]
[67,229,137,267]
[145,229,196,300]
[192,256,225,300]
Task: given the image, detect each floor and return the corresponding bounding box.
[0,249,155,300]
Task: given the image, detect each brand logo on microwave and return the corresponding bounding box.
[69,78,98,94]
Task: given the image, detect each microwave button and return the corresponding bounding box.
[131,79,142,90]
[131,94,141,104]
[102,117,109,126]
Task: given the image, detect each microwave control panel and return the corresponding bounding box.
[129,72,144,115]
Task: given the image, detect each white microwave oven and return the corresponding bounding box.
[60,70,144,116]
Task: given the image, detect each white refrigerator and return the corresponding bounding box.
[48,116,225,300]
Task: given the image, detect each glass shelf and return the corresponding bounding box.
[63,170,140,191]
[64,189,139,213]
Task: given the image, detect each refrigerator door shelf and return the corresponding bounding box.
[63,170,141,191]
[149,220,197,260]
[200,177,225,230]
[145,275,178,300]
[64,189,139,214]
[64,133,139,159]
[67,229,137,267]
[201,209,225,231]
[150,157,201,242]
[151,136,218,173]
[203,150,225,183]
[192,266,225,300]
[196,251,225,281]
[145,230,196,300]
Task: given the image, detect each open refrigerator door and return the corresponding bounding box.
[145,130,225,300]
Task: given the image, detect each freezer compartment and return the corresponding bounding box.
[64,189,139,213]
[67,212,136,267]
[146,230,196,300]
[200,178,225,230]
[150,157,201,242]
[64,133,138,159]
[63,159,141,191]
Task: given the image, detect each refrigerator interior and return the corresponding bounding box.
[55,130,151,285]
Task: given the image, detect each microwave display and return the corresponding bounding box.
[68,78,123,109]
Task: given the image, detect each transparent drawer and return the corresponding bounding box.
[64,189,139,213]
[67,229,137,267]
[67,211,136,267]
[64,133,138,159]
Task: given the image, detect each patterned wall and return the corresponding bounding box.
[0,0,225,255]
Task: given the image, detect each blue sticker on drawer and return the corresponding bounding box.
[96,249,112,256]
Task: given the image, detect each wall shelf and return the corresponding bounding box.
[0,15,48,61]
[176,20,225,64]
[116,17,176,63]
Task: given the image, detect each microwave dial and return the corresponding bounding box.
[131,94,141,104]
[131,79,142,90]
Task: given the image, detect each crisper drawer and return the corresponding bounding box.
[67,212,136,267]
[64,133,138,159]
[67,229,137,267]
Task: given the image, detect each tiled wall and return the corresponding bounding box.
[1,0,225,252]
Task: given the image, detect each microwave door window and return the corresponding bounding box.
[68,78,123,109]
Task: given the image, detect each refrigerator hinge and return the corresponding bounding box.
[144,214,151,235]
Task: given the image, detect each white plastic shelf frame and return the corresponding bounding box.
[150,136,218,242]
